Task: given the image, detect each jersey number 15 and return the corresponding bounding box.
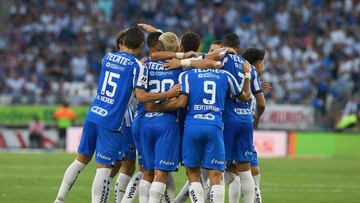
[101,71,120,97]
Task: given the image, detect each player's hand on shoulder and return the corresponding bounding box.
[243,60,251,73]
[163,59,181,70]
[261,80,272,93]
[138,23,159,33]
[226,47,237,54]
[140,56,147,65]
[167,83,181,98]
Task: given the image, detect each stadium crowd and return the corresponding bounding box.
[0,0,359,129]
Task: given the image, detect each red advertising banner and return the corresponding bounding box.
[259,104,315,130]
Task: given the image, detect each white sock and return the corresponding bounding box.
[55,159,85,202]
[91,168,112,203]
[149,181,167,203]
[174,180,189,203]
[114,173,131,203]
[104,177,112,203]
[162,173,176,203]
[239,170,255,203]
[139,179,151,203]
[209,184,224,203]
[253,174,262,203]
[229,176,241,203]
[189,182,204,203]
[121,171,143,203]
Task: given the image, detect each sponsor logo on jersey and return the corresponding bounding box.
[106,62,125,71]
[194,113,215,120]
[198,73,220,79]
[234,108,252,115]
[145,112,164,117]
[91,106,108,116]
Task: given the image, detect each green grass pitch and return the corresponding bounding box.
[1,152,360,203]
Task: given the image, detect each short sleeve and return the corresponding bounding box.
[178,71,189,95]
[251,67,262,95]
[133,60,148,90]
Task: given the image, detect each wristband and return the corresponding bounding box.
[180,59,192,68]
[157,29,164,33]
[176,52,185,59]
[245,72,251,79]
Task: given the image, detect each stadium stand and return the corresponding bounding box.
[0,0,359,129]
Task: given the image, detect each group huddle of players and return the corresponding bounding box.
[54,24,269,203]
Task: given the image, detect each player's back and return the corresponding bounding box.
[143,60,182,123]
[181,69,240,129]
[222,54,262,123]
[86,51,147,131]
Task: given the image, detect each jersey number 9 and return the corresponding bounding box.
[203,81,216,105]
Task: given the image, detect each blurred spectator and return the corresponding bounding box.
[28,116,44,149]
[0,0,359,129]
[53,102,76,149]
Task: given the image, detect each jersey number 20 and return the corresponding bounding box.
[101,71,120,97]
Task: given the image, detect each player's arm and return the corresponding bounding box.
[204,48,228,61]
[144,94,188,112]
[138,23,163,33]
[134,84,181,103]
[253,92,266,129]
[163,58,222,70]
[150,51,199,61]
[133,61,181,103]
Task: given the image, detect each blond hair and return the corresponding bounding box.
[158,32,179,52]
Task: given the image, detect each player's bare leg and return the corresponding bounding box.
[186,167,205,203]
[208,169,225,203]
[251,166,262,203]
[114,159,135,203]
[225,164,241,203]
[54,153,91,203]
[139,169,154,203]
[92,163,113,203]
[149,170,169,203]
[237,162,255,203]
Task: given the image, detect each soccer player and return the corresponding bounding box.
[119,31,166,203]
[104,29,138,203]
[138,32,183,203]
[209,40,222,52]
[54,26,181,203]
[242,48,268,203]
[145,61,252,203]
[221,34,263,203]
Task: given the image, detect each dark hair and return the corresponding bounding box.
[242,48,265,65]
[211,40,222,45]
[146,32,162,48]
[181,31,201,52]
[116,29,128,51]
[222,33,240,48]
[124,26,145,49]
